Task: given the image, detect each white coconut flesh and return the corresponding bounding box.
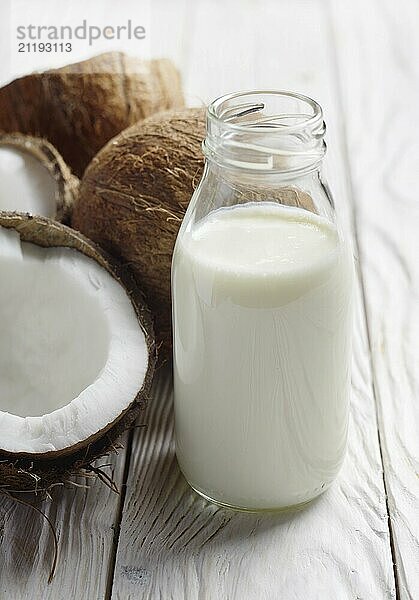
[0,227,149,455]
[0,147,57,216]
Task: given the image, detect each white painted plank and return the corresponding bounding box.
[330,1,419,597]
[183,0,257,106]
[111,1,396,598]
[149,0,190,74]
[0,444,127,599]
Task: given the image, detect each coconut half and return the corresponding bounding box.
[0,134,79,223]
[0,213,155,492]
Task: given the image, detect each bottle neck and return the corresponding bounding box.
[202,160,325,200]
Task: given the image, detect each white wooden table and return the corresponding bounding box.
[0,0,418,598]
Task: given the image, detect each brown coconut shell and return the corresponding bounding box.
[0,212,156,493]
[0,52,185,177]
[72,108,318,356]
[0,133,79,223]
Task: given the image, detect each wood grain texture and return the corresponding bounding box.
[330,1,419,597]
[0,444,128,600]
[110,2,396,598]
[0,0,415,597]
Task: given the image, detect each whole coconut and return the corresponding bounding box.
[0,52,184,177]
[71,108,206,355]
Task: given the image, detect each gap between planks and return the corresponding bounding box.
[105,427,137,600]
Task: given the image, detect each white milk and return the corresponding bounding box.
[172,202,353,510]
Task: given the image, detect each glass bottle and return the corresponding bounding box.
[171,91,354,511]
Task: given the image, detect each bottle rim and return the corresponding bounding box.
[207,90,324,135]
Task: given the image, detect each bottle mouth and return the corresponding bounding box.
[203,90,326,174]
